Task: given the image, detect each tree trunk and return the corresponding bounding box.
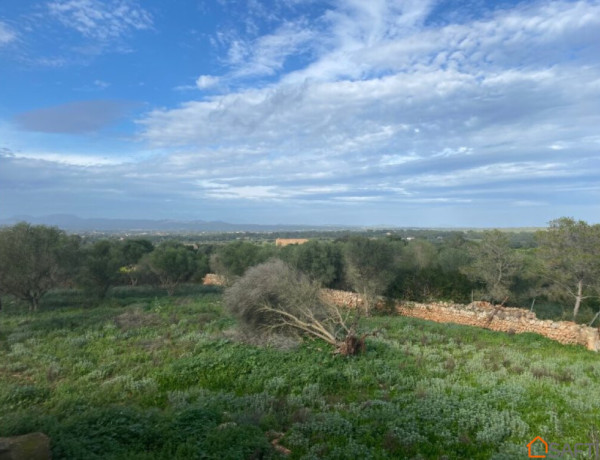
[29,294,40,312]
[336,334,367,356]
[362,287,369,316]
[573,279,583,319]
[165,283,176,296]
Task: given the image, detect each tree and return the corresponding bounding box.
[119,239,154,286]
[192,250,211,283]
[210,241,274,284]
[224,259,368,355]
[144,243,197,295]
[79,240,126,299]
[122,239,153,265]
[386,236,474,303]
[462,230,521,303]
[279,240,344,288]
[437,236,470,274]
[535,218,600,319]
[343,236,397,314]
[403,239,437,271]
[0,223,79,310]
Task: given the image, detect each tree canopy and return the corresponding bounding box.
[145,243,198,295]
[79,240,126,299]
[343,236,397,314]
[0,223,79,310]
[462,230,522,304]
[210,241,274,284]
[536,218,600,318]
[279,240,344,288]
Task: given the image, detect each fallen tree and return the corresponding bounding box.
[224,259,371,355]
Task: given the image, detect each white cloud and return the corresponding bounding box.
[12,151,128,166]
[281,0,600,84]
[135,1,600,217]
[0,21,16,45]
[30,57,68,67]
[47,0,152,41]
[205,185,281,200]
[195,75,219,89]
[433,147,473,158]
[94,79,110,89]
[223,20,318,79]
[379,153,421,166]
[400,162,575,188]
[5,0,600,225]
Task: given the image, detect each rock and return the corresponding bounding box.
[202,273,226,286]
[0,433,51,460]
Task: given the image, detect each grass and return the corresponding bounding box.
[1,289,599,459]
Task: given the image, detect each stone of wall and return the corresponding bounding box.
[202,273,226,286]
[320,289,364,308]
[396,301,600,351]
[322,289,600,352]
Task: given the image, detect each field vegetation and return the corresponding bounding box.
[1,288,600,459]
[1,218,600,458]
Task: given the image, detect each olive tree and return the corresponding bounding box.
[279,240,344,288]
[224,259,369,355]
[79,240,127,299]
[119,239,154,286]
[210,241,274,285]
[343,236,397,314]
[536,218,600,319]
[144,243,197,295]
[0,223,79,310]
[462,230,521,304]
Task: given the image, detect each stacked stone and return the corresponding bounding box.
[321,288,600,352]
[320,288,364,308]
[202,273,226,286]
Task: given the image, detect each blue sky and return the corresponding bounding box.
[0,0,599,227]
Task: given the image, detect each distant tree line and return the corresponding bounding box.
[0,223,210,310]
[0,218,599,322]
[78,227,539,246]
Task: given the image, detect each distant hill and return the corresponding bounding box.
[0,214,346,233]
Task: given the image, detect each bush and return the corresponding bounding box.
[224,259,365,355]
[224,259,324,336]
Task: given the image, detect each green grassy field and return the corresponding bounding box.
[1,288,599,459]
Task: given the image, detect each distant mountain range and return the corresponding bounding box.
[0,214,347,233]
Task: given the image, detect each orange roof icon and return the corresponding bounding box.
[527,436,548,458]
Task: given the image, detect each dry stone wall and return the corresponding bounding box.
[321,288,600,352]
[204,275,600,351]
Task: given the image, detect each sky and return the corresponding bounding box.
[0,0,599,227]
